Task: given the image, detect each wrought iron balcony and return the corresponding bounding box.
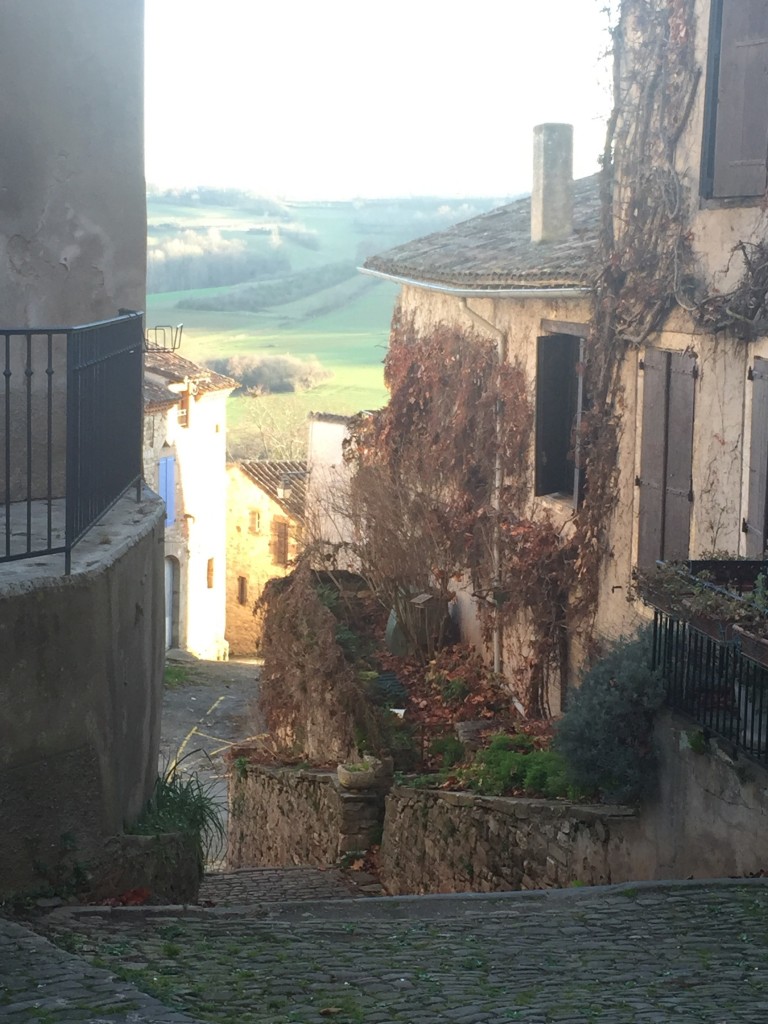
[1,313,144,573]
[641,561,768,766]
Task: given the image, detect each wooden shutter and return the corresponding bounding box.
[745,356,768,556]
[637,349,668,568]
[572,337,586,510]
[711,0,768,198]
[637,350,696,567]
[663,352,696,560]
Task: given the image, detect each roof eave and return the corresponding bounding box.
[358,266,591,299]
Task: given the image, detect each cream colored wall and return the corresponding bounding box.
[225,466,300,655]
[144,389,231,660]
[306,418,358,568]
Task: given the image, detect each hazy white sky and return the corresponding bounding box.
[145,0,614,200]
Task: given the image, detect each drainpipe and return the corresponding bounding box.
[459,298,507,681]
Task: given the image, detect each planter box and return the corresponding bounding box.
[733,625,768,668]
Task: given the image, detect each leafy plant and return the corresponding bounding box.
[439,677,470,706]
[127,759,225,869]
[428,735,465,768]
[460,733,571,798]
[554,628,665,804]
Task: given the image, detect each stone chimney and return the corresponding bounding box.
[531,123,573,243]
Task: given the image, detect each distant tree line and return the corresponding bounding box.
[149,187,289,217]
[178,261,357,312]
[207,353,331,394]
[148,248,290,294]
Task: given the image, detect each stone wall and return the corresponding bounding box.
[379,790,639,894]
[227,713,768,892]
[228,765,384,869]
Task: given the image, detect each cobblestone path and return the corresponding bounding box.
[5,880,766,1024]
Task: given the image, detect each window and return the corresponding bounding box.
[636,350,697,568]
[535,333,584,505]
[177,389,190,428]
[701,0,768,199]
[206,558,214,589]
[248,509,261,535]
[157,455,175,526]
[272,521,290,567]
[237,576,248,605]
[743,356,768,555]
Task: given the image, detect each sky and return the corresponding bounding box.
[144,0,615,201]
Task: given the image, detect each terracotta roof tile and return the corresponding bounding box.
[363,174,601,290]
[238,460,307,521]
[143,350,237,410]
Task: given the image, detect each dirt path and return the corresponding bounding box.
[159,654,264,862]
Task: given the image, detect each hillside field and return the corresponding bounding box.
[146,190,507,457]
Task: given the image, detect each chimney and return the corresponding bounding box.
[531,123,573,243]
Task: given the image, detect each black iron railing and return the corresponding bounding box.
[652,608,768,766]
[1,313,143,572]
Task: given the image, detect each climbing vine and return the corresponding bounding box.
[344,0,768,716]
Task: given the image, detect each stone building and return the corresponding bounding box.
[226,460,305,655]
[362,0,768,711]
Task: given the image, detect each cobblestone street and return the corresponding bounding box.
[3,879,768,1023]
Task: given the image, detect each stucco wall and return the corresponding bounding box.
[306,416,358,569]
[0,0,146,505]
[0,0,146,325]
[0,498,165,896]
[144,390,231,660]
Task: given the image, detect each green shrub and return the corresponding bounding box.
[429,735,465,768]
[554,627,665,804]
[460,734,570,798]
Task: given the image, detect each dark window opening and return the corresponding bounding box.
[535,333,584,505]
[249,509,261,534]
[701,0,768,199]
[237,576,248,605]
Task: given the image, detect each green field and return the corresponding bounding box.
[146,190,504,457]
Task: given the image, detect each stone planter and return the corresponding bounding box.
[85,832,203,904]
[337,756,391,790]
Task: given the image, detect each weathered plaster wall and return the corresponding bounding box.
[225,465,299,656]
[0,1,146,504]
[306,416,358,570]
[144,390,231,660]
[228,765,384,869]
[0,498,165,896]
[0,0,146,325]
